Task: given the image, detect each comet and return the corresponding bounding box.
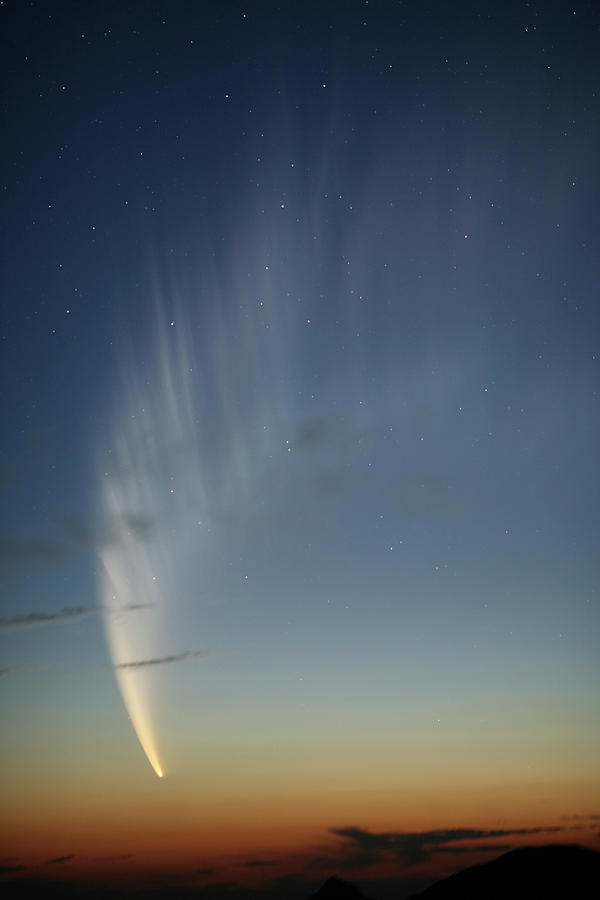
[99,546,167,779]
[95,303,210,779]
[94,252,297,775]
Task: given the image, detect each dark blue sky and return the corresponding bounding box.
[1,1,599,895]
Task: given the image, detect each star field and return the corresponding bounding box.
[1,2,599,898]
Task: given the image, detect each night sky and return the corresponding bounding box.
[1,1,599,898]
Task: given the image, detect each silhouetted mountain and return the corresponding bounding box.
[307,876,370,900]
[0,878,121,899]
[405,844,600,899]
[3,846,599,900]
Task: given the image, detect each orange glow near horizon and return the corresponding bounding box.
[3,754,599,875]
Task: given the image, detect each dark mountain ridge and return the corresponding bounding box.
[405,844,600,899]
[307,876,372,900]
[1,844,598,900]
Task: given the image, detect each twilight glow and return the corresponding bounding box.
[2,3,599,898]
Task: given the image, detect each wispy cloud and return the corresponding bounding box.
[0,663,50,681]
[0,605,93,630]
[44,855,74,866]
[327,825,564,867]
[0,513,153,568]
[0,864,27,874]
[0,538,64,563]
[434,843,512,855]
[0,603,151,632]
[114,649,211,670]
[55,511,153,546]
[239,860,278,868]
[561,814,600,822]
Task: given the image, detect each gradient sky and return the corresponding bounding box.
[1,2,599,897]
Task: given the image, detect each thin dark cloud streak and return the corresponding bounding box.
[0,513,153,567]
[434,843,513,854]
[561,814,600,821]
[0,605,93,630]
[0,864,27,874]
[0,602,151,631]
[239,860,278,868]
[44,855,74,865]
[328,825,565,867]
[0,538,65,563]
[114,649,211,670]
